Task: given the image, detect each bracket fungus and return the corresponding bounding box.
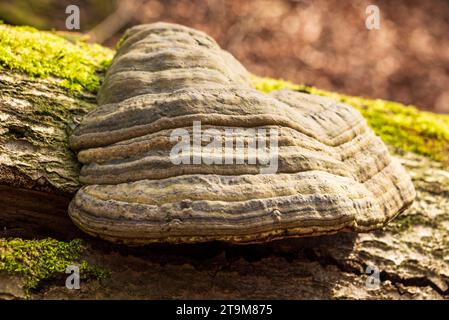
[68,23,416,245]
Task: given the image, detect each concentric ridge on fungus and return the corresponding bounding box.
[68,22,416,245]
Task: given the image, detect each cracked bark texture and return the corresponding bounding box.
[0,69,448,299]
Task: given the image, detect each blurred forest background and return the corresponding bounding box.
[1,0,448,113]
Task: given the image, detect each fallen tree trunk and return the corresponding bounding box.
[0,71,92,239]
[0,25,448,299]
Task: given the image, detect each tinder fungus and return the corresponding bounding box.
[68,23,415,245]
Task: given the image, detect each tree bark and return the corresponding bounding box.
[0,69,448,299]
[0,70,93,238]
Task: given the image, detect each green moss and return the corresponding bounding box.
[252,76,449,164]
[0,24,113,92]
[387,214,435,233]
[0,238,109,292]
[115,31,129,50]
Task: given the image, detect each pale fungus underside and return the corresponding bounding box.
[68,23,415,245]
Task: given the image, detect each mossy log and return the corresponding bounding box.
[0,24,448,299]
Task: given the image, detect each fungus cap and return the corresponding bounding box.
[68,23,415,245]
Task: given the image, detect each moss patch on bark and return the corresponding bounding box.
[0,24,113,92]
[0,238,108,293]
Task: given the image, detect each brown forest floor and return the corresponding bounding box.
[0,0,448,113]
